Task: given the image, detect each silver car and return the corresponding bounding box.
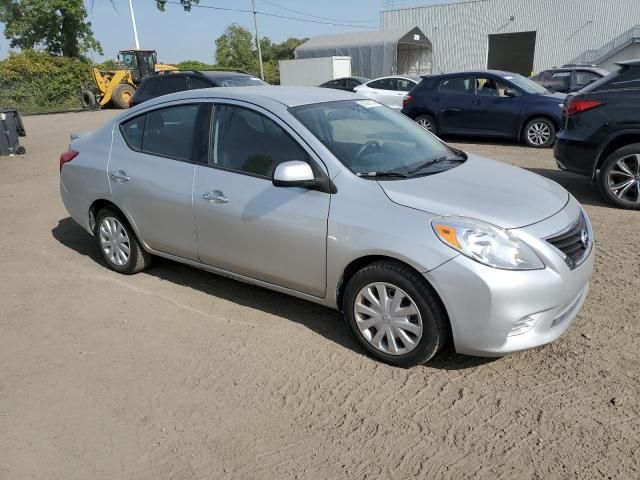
[60,87,594,367]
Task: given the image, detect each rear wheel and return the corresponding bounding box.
[523,117,556,148]
[95,208,151,274]
[597,143,640,209]
[415,114,437,134]
[112,83,135,109]
[342,260,448,367]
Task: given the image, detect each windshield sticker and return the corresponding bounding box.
[356,100,382,108]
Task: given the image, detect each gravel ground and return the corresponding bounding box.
[1,110,638,479]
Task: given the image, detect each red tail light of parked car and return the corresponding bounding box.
[59,150,79,172]
[565,98,604,116]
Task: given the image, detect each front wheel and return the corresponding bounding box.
[523,117,556,148]
[597,143,640,209]
[342,261,448,367]
[111,83,135,109]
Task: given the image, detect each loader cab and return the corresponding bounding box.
[119,50,158,83]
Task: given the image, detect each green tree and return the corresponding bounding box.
[214,24,257,73]
[0,0,102,58]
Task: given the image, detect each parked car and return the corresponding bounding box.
[530,65,609,93]
[319,76,370,92]
[60,87,594,367]
[129,70,267,107]
[555,60,640,209]
[354,76,420,110]
[402,70,566,148]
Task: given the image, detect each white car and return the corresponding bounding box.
[354,76,420,110]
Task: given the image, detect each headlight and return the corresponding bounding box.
[432,216,544,270]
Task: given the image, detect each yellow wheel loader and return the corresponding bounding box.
[84,49,177,109]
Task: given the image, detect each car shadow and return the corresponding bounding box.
[52,217,492,371]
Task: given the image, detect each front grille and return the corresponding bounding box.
[546,214,590,269]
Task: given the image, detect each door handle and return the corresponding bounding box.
[202,190,228,204]
[110,170,130,182]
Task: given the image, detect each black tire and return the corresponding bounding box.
[111,83,135,109]
[16,146,26,154]
[342,260,449,367]
[597,143,640,210]
[95,208,151,274]
[81,89,97,109]
[415,114,437,134]
[523,117,556,148]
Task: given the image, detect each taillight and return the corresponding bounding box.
[565,98,604,116]
[59,150,79,171]
[403,95,413,106]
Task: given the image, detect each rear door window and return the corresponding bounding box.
[120,104,200,161]
[368,78,396,91]
[120,115,146,150]
[189,77,213,90]
[157,76,188,96]
[438,77,473,94]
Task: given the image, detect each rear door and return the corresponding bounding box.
[433,76,475,133]
[471,76,521,136]
[108,102,202,260]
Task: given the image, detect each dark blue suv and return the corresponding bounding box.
[402,70,566,148]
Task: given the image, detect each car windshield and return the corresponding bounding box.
[290,100,463,178]
[213,75,267,87]
[501,73,548,94]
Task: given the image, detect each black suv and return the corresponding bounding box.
[555,60,640,209]
[530,65,609,93]
[130,70,267,107]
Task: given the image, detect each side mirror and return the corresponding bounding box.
[504,88,519,98]
[273,161,316,188]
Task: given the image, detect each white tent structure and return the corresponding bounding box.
[295,27,432,79]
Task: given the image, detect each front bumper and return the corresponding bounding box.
[426,199,594,357]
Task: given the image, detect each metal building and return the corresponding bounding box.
[295,28,432,78]
[380,0,640,75]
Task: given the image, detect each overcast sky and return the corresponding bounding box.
[0,0,453,63]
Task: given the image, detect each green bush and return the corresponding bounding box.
[0,50,92,114]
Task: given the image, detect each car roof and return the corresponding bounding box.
[546,66,608,75]
[426,70,519,78]
[136,86,358,109]
[366,75,421,84]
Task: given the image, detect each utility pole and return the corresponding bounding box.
[128,0,141,49]
[252,0,265,80]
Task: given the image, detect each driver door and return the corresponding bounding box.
[193,102,331,297]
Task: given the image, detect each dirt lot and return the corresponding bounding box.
[1,110,639,480]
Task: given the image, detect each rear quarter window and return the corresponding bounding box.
[120,115,145,150]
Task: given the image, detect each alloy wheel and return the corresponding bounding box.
[417,117,433,132]
[527,122,551,146]
[99,216,131,266]
[353,282,423,356]
[607,153,640,204]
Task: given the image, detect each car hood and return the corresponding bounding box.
[378,155,569,229]
[540,91,567,102]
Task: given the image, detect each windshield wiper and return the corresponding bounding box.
[407,155,465,175]
[407,156,448,175]
[357,171,408,179]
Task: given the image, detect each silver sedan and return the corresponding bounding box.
[59,86,594,367]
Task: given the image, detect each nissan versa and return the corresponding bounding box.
[59,87,594,367]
